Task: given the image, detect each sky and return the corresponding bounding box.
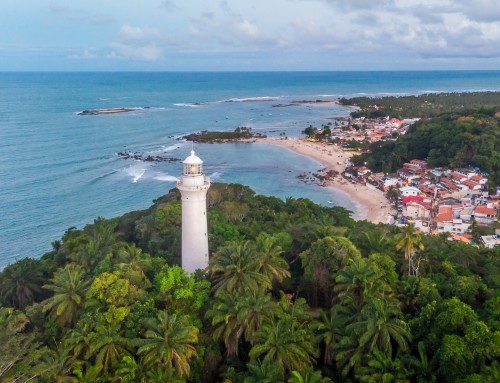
[2,0,500,71]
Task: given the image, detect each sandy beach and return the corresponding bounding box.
[259,137,393,223]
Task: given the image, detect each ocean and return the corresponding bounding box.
[1,71,500,268]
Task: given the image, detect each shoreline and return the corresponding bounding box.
[258,137,393,223]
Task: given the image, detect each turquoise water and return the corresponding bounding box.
[1,71,500,267]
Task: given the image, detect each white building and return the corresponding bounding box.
[481,235,499,249]
[176,150,211,273]
[399,186,420,197]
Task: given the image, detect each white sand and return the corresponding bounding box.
[259,138,393,223]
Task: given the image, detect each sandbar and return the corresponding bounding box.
[258,138,393,223]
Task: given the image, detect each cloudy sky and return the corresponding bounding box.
[2,0,500,71]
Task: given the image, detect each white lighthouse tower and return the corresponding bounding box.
[176,150,211,273]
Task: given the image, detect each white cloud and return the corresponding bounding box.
[108,42,163,61]
[119,25,163,43]
[68,49,98,59]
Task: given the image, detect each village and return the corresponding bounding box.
[306,115,500,248]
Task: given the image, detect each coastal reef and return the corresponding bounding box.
[117,151,180,163]
[77,107,145,115]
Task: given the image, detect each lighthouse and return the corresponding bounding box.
[176,150,211,273]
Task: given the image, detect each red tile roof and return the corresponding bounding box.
[462,180,480,188]
[470,175,485,182]
[475,206,496,216]
[436,212,454,223]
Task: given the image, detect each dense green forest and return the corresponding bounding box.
[1,183,498,382]
[352,109,500,188]
[339,92,500,119]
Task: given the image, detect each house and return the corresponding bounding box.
[410,159,428,169]
[470,175,488,185]
[400,186,420,197]
[448,172,467,183]
[459,208,474,223]
[357,167,371,176]
[462,180,482,191]
[474,206,497,225]
[449,233,473,244]
[436,207,471,235]
[405,201,431,220]
[413,219,431,234]
[481,235,499,248]
[381,177,400,190]
[439,178,459,191]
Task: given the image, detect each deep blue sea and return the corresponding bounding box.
[2,71,500,268]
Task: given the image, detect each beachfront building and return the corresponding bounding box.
[400,186,420,197]
[177,150,211,273]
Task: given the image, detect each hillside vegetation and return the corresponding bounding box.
[339,91,500,119]
[352,109,500,188]
[0,183,498,382]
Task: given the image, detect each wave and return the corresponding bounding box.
[173,103,205,107]
[152,173,179,182]
[89,169,119,185]
[124,163,150,183]
[209,171,222,180]
[161,144,182,152]
[220,96,276,103]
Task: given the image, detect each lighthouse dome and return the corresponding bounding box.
[183,150,203,175]
[183,150,203,165]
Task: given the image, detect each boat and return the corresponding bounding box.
[327,200,335,204]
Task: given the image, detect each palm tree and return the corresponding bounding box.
[206,290,243,357]
[348,298,411,358]
[316,307,343,366]
[85,323,132,375]
[136,310,198,378]
[334,258,391,310]
[396,223,425,276]
[238,287,279,344]
[357,350,409,383]
[362,230,391,255]
[244,359,281,383]
[116,244,152,288]
[288,368,332,383]
[43,263,89,327]
[89,217,118,255]
[402,341,437,383]
[209,241,266,295]
[38,342,75,382]
[0,258,44,308]
[253,233,291,288]
[249,317,318,378]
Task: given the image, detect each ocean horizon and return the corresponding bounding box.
[2,70,500,268]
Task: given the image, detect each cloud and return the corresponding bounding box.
[119,24,163,43]
[311,0,395,11]
[68,49,98,60]
[107,24,174,62]
[49,4,114,26]
[108,42,163,61]
[455,0,500,22]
